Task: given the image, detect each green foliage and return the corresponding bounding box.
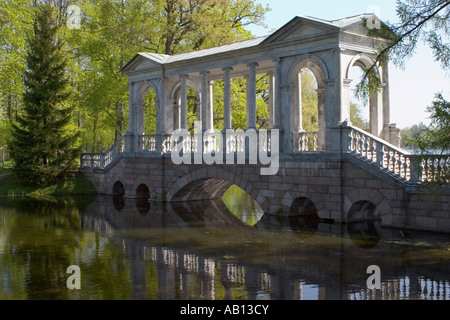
[409,93,450,154]
[350,102,369,131]
[300,69,318,131]
[400,122,429,150]
[361,0,450,162]
[358,1,450,98]
[9,4,81,186]
[68,0,269,148]
[1,0,271,172]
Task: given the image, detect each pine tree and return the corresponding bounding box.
[9,4,81,186]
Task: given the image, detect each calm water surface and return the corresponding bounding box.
[1,186,450,300]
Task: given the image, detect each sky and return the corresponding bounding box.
[247,0,450,129]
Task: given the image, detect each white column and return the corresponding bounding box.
[369,86,384,137]
[223,67,233,130]
[342,78,352,123]
[200,71,210,130]
[317,88,326,150]
[268,71,275,129]
[273,58,282,129]
[382,62,390,126]
[297,72,303,132]
[209,80,214,130]
[246,62,258,129]
[180,74,188,129]
[173,102,180,130]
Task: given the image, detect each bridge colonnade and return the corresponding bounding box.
[121,15,399,156]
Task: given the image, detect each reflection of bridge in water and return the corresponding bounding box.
[80,195,450,300]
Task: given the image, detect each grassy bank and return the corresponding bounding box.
[0,171,97,198]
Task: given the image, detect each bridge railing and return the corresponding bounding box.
[293,131,319,151]
[80,136,125,170]
[346,125,450,184]
[139,131,272,156]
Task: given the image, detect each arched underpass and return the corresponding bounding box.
[171,178,233,202]
[347,200,382,248]
[171,179,265,228]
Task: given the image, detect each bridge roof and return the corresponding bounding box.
[121,14,382,74]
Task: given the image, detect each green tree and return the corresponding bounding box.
[66,0,269,149]
[359,0,450,155]
[9,4,81,186]
[400,122,429,150]
[413,93,450,153]
[350,102,369,131]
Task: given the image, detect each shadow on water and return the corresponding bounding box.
[1,192,450,300]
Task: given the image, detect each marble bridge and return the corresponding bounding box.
[80,14,450,233]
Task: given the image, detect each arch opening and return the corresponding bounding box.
[222,185,264,226]
[112,181,125,210]
[346,55,383,137]
[347,200,379,221]
[174,85,200,133]
[348,65,370,131]
[113,181,125,196]
[171,177,264,227]
[347,199,382,248]
[143,86,157,135]
[135,184,150,214]
[290,58,326,151]
[136,184,150,199]
[288,197,320,231]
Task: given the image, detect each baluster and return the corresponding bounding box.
[372,139,377,161]
[384,148,391,170]
[348,130,354,151]
[391,151,397,174]
[304,134,309,151]
[403,156,409,180]
[423,157,429,182]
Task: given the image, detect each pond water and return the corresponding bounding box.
[1,186,450,300]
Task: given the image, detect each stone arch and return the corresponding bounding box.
[289,197,318,217]
[344,187,393,224]
[112,181,125,196]
[169,78,201,131]
[112,180,126,211]
[135,184,150,215]
[134,80,160,105]
[136,184,150,199]
[130,80,161,137]
[282,184,326,217]
[289,54,330,83]
[288,197,321,232]
[166,167,268,212]
[348,200,377,221]
[288,55,328,150]
[345,53,381,79]
[345,53,384,136]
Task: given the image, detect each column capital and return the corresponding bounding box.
[222,66,234,72]
[316,88,326,95]
[200,70,210,76]
[247,61,259,68]
[343,78,353,87]
[179,74,189,79]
